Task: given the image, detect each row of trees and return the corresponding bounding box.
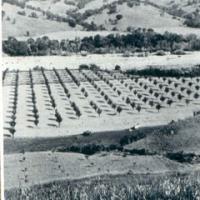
[93,68,200,112]
[29,70,39,126]
[41,68,63,126]
[126,65,200,77]
[81,70,121,114]
[9,70,19,136]
[3,29,200,56]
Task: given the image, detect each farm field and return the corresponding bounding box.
[2,52,200,70]
[2,68,200,138]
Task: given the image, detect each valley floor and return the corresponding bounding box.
[2,52,200,70]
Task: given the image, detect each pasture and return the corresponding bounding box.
[2,67,200,138]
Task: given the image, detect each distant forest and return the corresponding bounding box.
[3,29,200,56]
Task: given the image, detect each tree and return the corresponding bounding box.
[131,102,136,109]
[185,99,190,106]
[195,85,200,90]
[156,104,161,112]
[34,118,39,126]
[97,108,102,117]
[10,121,16,127]
[117,106,122,114]
[116,14,123,20]
[10,128,16,137]
[115,65,121,70]
[55,110,62,127]
[171,91,175,97]
[117,90,121,96]
[149,100,154,107]
[149,89,153,94]
[154,92,159,98]
[186,89,192,96]
[136,105,141,113]
[142,97,148,103]
[68,18,76,27]
[194,93,199,99]
[167,99,173,107]
[76,109,81,118]
[177,94,183,101]
[126,97,131,104]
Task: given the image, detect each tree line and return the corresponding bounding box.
[3,29,200,56]
[126,65,200,77]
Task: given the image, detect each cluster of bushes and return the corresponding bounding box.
[3,29,200,56]
[56,142,123,155]
[166,151,199,163]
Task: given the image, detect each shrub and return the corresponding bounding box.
[82,131,92,136]
[29,12,38,18]
[17,10,26,16]
[79,64,89,70]
[172,49,186,55]
[115,65,121,70]
[68,18,76,27]
[155,50,166,56]
[116,14,123,20]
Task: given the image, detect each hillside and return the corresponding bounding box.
[2,2,82,39]
[149,0,200,14]
[85,2,182,31]
[2,0,200,39]
[4,115,200,156]
[125,115,200,155]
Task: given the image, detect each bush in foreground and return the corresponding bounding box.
[5,172,200,200]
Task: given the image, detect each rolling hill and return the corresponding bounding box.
[2,0,200,39]
[85,2,182,31]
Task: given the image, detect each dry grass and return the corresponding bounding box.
[5,171,200,200]
[86,2,182,31]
